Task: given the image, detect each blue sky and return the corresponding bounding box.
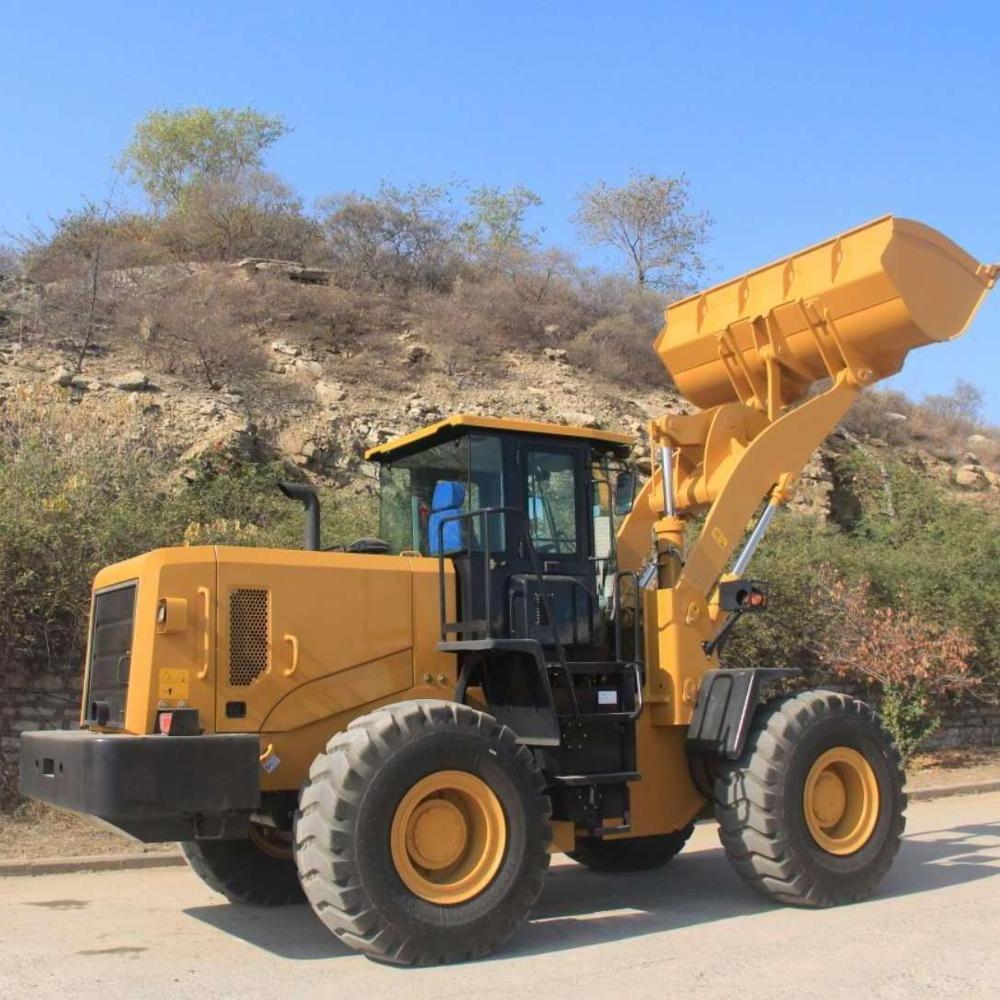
[3,1,997,419]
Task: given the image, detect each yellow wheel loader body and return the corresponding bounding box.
[20,215,996,963]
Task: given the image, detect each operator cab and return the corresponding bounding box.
[366,415,636,658]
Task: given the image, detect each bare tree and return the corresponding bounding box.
[574,171,711,291]
[320,181,458,290]
[162,170,320,262]
[0,243,21,283]
[138,273,267,390]
[923,379,984,425]
[72,196,117,372]
[18,189,126,372]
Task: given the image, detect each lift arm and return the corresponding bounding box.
[617,215,997,725]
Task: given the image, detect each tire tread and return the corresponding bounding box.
[714,689,906,907]
[295,699,551,964]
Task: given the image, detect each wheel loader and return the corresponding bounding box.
[21,215,997,964]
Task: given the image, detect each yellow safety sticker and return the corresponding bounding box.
[158,668,190,700]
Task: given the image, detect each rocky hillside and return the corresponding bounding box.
[0,260,684,493]
[2,259,997,518]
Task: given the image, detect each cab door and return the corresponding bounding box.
[508,440,600,650]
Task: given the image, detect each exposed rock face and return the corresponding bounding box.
[234,259,332,285]
[315,380,347,406]
[2,262,996,524]
[790,450,836,518]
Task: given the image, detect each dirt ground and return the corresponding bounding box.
[905,745,1000,789]
[3,746,1000,862]
[0,804,177,861]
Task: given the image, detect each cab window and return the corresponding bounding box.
[379,437,470,555]
[525,449,579,555]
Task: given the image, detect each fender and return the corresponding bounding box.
[686,667,799,760]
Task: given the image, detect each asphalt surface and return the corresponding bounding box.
[3,792,1000,1000]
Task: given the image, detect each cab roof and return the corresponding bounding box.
[364,414,633,462]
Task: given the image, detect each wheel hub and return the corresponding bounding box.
[407,799,468,870]
[390,770,507,905]
[811,770,847,826]
[803,746,880,856]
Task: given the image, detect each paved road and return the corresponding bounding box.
[3,792,1000,1000]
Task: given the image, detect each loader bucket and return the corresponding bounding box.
[657,216,997,411]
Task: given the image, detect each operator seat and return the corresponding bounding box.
[428,480,466,555]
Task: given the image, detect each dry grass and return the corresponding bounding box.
[842,388,999,469]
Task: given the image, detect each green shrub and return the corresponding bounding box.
[727,447,998,758]
[880,683,942,762]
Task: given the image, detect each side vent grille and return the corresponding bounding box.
[229,588,270,686]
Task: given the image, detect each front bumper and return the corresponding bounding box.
[20,730,261,842]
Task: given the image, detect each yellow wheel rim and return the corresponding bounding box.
[390,770,507,905]
[803,747,880,856]
[249,823,294,861]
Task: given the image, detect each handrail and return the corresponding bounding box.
[435,507,644,720]
[436,505,569,667]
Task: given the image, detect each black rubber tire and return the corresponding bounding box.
[690,754,720,799]
[294,699,552,965]
[569,825,695,872]
[180,836,305,906]
[715,689,906,907]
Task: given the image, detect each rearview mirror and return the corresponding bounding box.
[613,471,636,516]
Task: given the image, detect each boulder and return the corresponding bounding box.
[955,465,988,489]
[968,433,991,446]
[294,358,324,378]
[543,347,567,362]
[561,410,600,429]
[884,412,909,423]
[405,344,429,363]
[271,339,301,357]
[234,258,332,285]
[50,366,74,387]
[115,370,149,392]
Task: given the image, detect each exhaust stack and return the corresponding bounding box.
[279,481,320,551]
